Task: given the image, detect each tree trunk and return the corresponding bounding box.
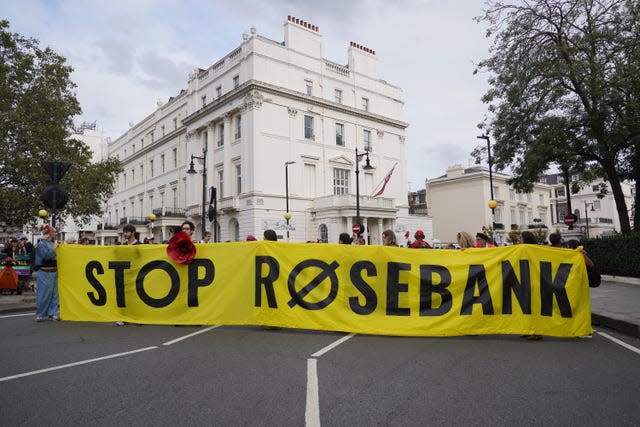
[603,164,631,234]
[634,181,639,232]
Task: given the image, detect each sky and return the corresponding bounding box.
[3,0,494,190]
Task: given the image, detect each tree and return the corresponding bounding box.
[475,0,639,233]
[0,20,121,229]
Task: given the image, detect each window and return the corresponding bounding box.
[149,195,154,212]
[124,149,127,158]
[173,118,178,130]
[149,160,154,177]
[557,188,565,197]
[235,164,241,195]
[150,132,154,142]
[123,172,127,188]
[511,208,516,224]
[495,207,502,222]
[201,95,207,108]
[527,210,533,224]
[235,115,241,139]
[172,188,177,208]
[539,193,544,205]
[509,189,515,201]
[593,200,601,210]
[304,115,314,139]
[218,170,224,198]
[131,169,135,183]
[161,154,165,173]
[592,185,599,192]
[216,86,222,98]
[122,206,126,218]
[493,186,500,199]
[233,75,239,88]
[305,81,313,96]
[363,130,371,152]
[333,168,349,195]
[519,210,525,225]
[217,123,224,147]
[161,125,165,136]
[172,148,177,168]
[319,224,328,243]
[362,97,369,111]
[335,123,344,146]
[140,164,144,180]
[132,143,136,153]
[527,192,532,202]
[335,89,342,104]
[540,212,546,224]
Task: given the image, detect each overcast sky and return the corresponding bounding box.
[4,0,494,190]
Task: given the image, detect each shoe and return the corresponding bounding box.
[35,317,48,322]
[115,321,125,326]
[51,315,60,321]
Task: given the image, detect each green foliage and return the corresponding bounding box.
[583,233,640,278]
[0,20,121,228]
[476,0,639,233]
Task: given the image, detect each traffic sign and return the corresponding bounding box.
[352,223,363,235]
[564,213,576,226]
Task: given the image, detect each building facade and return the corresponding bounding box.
[100,17,431,245]
[539,173,635,237]
[427,165,553,245]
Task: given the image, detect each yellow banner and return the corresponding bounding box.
[58,243,592,337]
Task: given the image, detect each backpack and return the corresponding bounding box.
[587,265,601,288]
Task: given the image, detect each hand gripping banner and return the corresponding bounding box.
[58,242,592,337]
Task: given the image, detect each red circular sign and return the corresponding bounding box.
[352,223,362,234]
[564,213,576,226]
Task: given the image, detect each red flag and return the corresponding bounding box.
[371,163,397,197]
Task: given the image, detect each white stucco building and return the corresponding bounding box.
[99,17,431,245]
[427,165,553,245]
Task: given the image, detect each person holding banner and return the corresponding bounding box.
[263,229,278,241]
[34,224,59,322]
[339,233,353,244]
[409,230,431,249]
[381,230,398,246]
[457,232,475,249]
[181,221,196,240]
[122,224,140,245]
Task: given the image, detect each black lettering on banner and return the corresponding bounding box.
[501,260,531,314]
[136,260,180,308]
[349,261,378,315]
[540,262,573,317]
[85,261,107,306]
[187,258,215,307]
[287,259,339,310]
[419,265,452,316]
[109,261,131,307]
[387,262,411,316]
[461,265,495,315]
[255,256,279,308]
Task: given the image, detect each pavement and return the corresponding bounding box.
[2,276,639,338]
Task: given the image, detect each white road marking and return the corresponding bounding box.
[162,325,220,346]
[597,331,640,356]
[0,346,158,383]
[311,333,355,358]
[305,358,320,427]
[306,333,356,427]
[0,312,34,319]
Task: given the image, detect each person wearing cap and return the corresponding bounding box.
[475,232,490,248]
[410,230,431,249]
[246,234,257,241]
[34,224,60,322]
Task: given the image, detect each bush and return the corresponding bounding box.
[582,233,640,278]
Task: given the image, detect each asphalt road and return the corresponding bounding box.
[1,315,639,426]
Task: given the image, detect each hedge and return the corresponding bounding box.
[581,233,640,278]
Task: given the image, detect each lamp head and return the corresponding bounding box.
[285,161,296,166]
[187,158,197,174]
[488,199,497,209]
[283,212,292,221]
[147,214,157,222]
[362,151,374,170]
[38,209,48,218]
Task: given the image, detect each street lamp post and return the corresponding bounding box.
[284,161,295,241]
[584,201,595,239]
[187,144,208,241]
[354,148,374,233]
[477,135,496,236]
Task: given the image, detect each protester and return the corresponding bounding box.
[246,234,257,241]
[520,231,537,244]
[263,229,278,241]
[0,257,19,293]
[381,230,397,247]
[548,232,563,247]
[34,224,59,322]
[457,232,475,249]
[475,232,490,248]
[80,237,90,245]
[354,236,366,245]
[181,221,196,240]
[122,224,140,245]
[201,231,212,243]
[410,230,431,249]
[339,233,353,244]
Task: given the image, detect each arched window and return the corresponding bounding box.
[319,224,328,243]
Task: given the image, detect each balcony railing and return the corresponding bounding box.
[312,194,394,210]
[408,206,428,216]
[152,207,187,218]
[97,222,118,230]
[119,216,147,225]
